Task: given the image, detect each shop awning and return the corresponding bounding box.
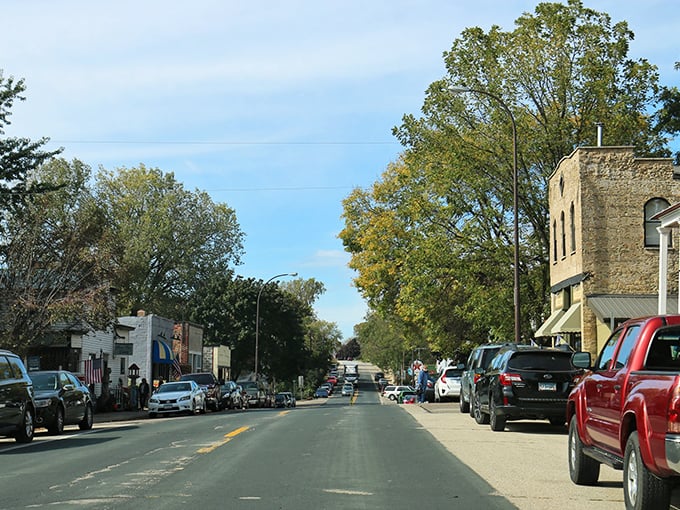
[553,303,582,333]
[587,295,678,320]
[534,310,565,338]
[152,339,174,364]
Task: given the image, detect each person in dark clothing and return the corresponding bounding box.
[138,378,150,410]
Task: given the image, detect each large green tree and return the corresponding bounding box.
[341,0,669,349]
[94,164,244,317]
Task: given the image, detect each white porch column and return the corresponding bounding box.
[658,226,671,314]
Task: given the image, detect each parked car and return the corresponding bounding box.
[240,381,269,408]
[434,365,464,402]
[459,343,506,414]
[274,393,292,408]
[382,385,414,401]
[148,380,207,417]
[30,370,94,434]
[326,375,338,386]
[314,387,329,398]
[279,391,296,407]
[472,346,580,431]
[320,382,333,395]
[424,375,435,403]
[0,349,36,443]
[374,372,385,382]
[180,372,221,411]
[341,383,354,396]
[398,388,418,404]
[219,381,242,410]
[377,377,389,390]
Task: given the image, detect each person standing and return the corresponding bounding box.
[138,378,150,410]
[416,365,429,404]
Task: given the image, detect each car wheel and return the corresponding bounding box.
[15,407,34,443]
[149,412,157,418]
[459,394,470,414]
[434,392,440,403]
[79,403,94,431]
[473,391,489,425]
[200,398,207,414]
[48,406,65,435]
[189,400,196,415]
[568,415,600,485]
[388,394,396,401]
[623,431,670,510]
[489,397,506,431]
[549,416,565,427]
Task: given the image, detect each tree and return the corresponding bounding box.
[342,0,669,350]
[0,159,113,353]
[94,164,244,317]
[0,71,62,212]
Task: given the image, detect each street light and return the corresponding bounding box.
[449,85,520,344]
[254,272,298,381]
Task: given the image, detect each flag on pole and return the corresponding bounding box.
[172,357,182,380]
[84,358,102,384]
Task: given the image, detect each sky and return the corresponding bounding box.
[3,1,679,341]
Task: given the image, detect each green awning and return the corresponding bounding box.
[553,303,581,333]
[534,310,565,338]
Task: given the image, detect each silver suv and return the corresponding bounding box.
[0,349,36,442]
[459,344,506,414]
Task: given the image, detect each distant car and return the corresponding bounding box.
[30,370,94,434]
[219,381,244,410]
[374,372,385,382]
[148,380,207,417]
[279,391,296,407]
[472,346,580,431]
[179,373,221,411]
[459,344,506,414]
[378,377,389,388]
[274,393,292,408]
[314,387,330,398]
[341,383,354,396]
[320,382,333,395]
[382,385,414,401]
[398,389,418,404]
[434,366,464,402]
[0,349,35,443]
[326,375,338,386]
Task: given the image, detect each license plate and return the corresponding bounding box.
[538,382,556,391]
[163,404,173,409]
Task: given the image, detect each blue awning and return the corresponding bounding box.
[153,339,174,364]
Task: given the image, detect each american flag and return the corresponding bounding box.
[172,357,182,380]
[84,358,102,384]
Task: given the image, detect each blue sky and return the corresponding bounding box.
[3,1,679,340]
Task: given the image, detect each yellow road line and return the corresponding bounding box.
[198,425,250,453]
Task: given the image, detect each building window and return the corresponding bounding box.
[644,198,671,247]
[552,220,557,263]
[560,211,566,258]
[569,202,576,254]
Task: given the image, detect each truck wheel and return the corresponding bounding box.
[623,431,670,510]
[473,391,489,425]
[568,415,600,485]
[489,398,506,431]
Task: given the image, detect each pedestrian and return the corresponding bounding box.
[416,364,429,404]
[138,378,150,410]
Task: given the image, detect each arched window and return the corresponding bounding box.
[560,211,566,258]
[569,202,576,254]
[552,220,557,262]
[644,198,671,247]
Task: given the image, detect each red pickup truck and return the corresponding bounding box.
[567,315,680,510]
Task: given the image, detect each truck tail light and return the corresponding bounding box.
[668,385,680,433]
[499,373,522,386]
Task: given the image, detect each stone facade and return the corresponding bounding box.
[545,146,679,354]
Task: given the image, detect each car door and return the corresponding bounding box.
[60,372,81,423]
[0,354,21,428]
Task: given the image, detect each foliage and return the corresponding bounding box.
[341,0,669,352]
[336,337,361,360]
[0,71,62,213]
[0,159,114,353]
[94,164,244,317]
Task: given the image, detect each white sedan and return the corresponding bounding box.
[434,366,464,402]
[148,380,207,417]
[382,385,415,401]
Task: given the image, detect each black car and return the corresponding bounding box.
[274,393,292,408]
[472,346,580,431]
[180,372,221,411]
[30,370,94,434]
[374,372,385,382]
[0,349,36,443]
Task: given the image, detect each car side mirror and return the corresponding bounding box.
[571,351,591,369]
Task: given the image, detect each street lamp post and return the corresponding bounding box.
[449,86,520,344]
[254,272,298,381]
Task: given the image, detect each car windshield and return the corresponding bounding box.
[31,373,58,390]
[508,352,572,371]
[444,369,464,377]
[159,383,191,392]
[182,374,214,385]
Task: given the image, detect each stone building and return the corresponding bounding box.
[535,146,680,355]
